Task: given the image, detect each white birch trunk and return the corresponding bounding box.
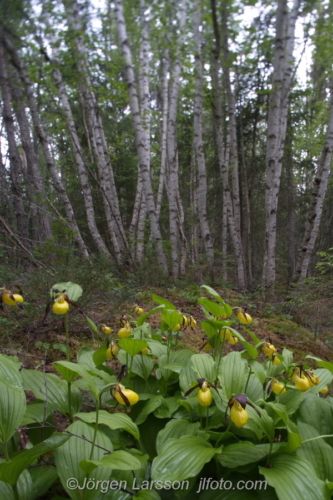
[3,34,89,258]
[211,0,246,288]
[41,11,111,257]
[156,52,169,220]
[136,191,147,263]
[0,42,28,243]
[10,74,52,242]
[193,0,214,269]
[263,0,300,287]
[164,0,187,277]
[295,83,333,280]
[115,0,168,273]
[63,0,127,262]
[221,2,241,239]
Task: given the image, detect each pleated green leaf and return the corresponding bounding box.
[156,419,202,454]
[191,353,216,383]
[151,436,220,483]
[22,369,82,417]
[80,450,141,473]
[54,361,99,398]
[0,433,70,485]
[219,441,281,468]
[0,379,26,444]
[219,352,249,399]
[118,339,148,357]
[259,454,330,500]
[75,410,140,439]
[297,422,333,481]
[0,354,23,388]
[55,420,113,500]
[50,282,82,301]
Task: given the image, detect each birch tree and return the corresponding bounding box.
[295,82,333,280]
[41,8,111,257]
[10,74,52,242]
[262,0,300,288]
[63,0,127,263]
[114,0,168,274]
[3,33,90,258]
[211,0,246,288]
[221,1,242,240]
[193,0,214,269]
[0,41,28,244]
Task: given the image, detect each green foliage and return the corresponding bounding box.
[0,285,332,499]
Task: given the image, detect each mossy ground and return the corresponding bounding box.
[1,285,332,371]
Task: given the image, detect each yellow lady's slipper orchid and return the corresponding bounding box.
[272,355,281,365]
[101,324,113,334]
[305,370,320,387]
[113,384,139,406]
[237,308,252,325]
[2,292,24,306]
[52,298,69,315]
[220,328,231,341]
[172,324,181,332]
[262,343,277,356]
[271,379,286,395]
[228,335,239,345]
[189,316,197,327]
[198,387,213,407]
[292,368,310,392]
[140,347,149,355]
[230,400,249,427]
[320,387,329,394]
[117,324,132,338]
[106,342,119,359]
[203,343,213,352]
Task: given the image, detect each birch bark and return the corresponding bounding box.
[41,10,111,256]
[221,2,241,239]
[114,0,168,273]
[0,42,28,243]
[156,52,169,221]
[3,34,89,258]
[295,82,333,280]
[63,0,127,262]
[10,74,52,242]
[193,0,214,269]
[165,0,186,277]
[263,0,300,287]
[210,0,246,288]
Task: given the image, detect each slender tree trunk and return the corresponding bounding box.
[263,0,300,288]
[222,202,228,281]
[129,0,151,263]
[211,0,246,288]
[193,0,214,270]
[114,0,168,274]
[10,73,52,242]
[165,0,187,277]
[295,82,333,280]
[63,0,127,262]
[0,41,29,244]
[221,1,241,240]
[3,33,89,258]
[136,192,146,263]
[0,147,12,215]
[41,11,111,257]
[156,52,169,220]
[239,109,253,283]
[175,151,187,275]
[189,148,198,264]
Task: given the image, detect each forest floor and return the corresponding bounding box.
[1,284,332,371]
